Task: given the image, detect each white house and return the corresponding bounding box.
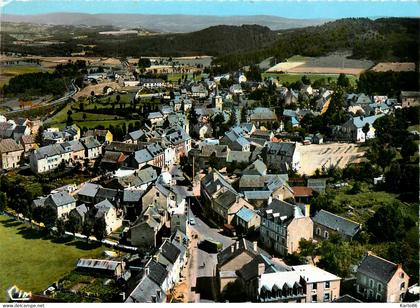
[94,199,122,234]
[33,191,77,219]
[340,114,385,143]
[30,143,72,174]
[80,136,102,159]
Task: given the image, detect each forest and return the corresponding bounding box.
[2,18,418,69]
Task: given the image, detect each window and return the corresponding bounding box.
[369,279,374,288]
[376,294,382,301]
[313,283,317,290]
[316,228,321,236]
[325,281,330,289]
[324,231,329,239]
[400,282,405,290]
[377,283,382,292]
[156,192,160,197]
[323,293,330,302]
[311,295,317,303]
[400,272,405,279]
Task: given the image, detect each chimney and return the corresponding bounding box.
[293,206,300,218]
[231,245,235,253]
[267,196,273,205]
[236,195,240,203]
[253,241,258,252]
[236,241,240,250]
[145,267,150,276]
[305,204,310,217]
[258,263,265,277]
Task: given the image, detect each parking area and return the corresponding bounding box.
[298,143,364,175]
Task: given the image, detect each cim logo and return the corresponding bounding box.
[7,285,32,301]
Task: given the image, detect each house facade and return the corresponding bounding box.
[260,200,313,256]
[0,139,24,170]
[356,252,409,302]
[312,209,362,241]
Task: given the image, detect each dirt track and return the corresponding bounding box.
[298,143,364,175]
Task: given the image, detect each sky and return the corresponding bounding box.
[1,0,420,19]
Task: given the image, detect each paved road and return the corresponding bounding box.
[6,80,78,116]
[186,207,234,302]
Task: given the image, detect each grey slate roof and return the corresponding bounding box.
[33,143,69,160]
[351,114,385,129]
[214,189,238,210]
[117,166,158,188]
[75,204,88,217]
[217,238,270,267]
[160,240,181,264]
[260,199,303,223]
[123,190,144,203]
[67,140,85,152]
[237,254,291,282]
[78,183,101,198]
[313,210,361,238]
[236,207,257,223]
[146,143,164,156]
[0,138,23,153]
[201,170,236,196]
[105,141,143,154]
[94,199,114,218]
[357,253,399,283]
[45,191,75,208]
[226,150,251,163]
[201,144,229,158]
[80,136,101,149]
[133,149,153,164]
[333,295,363,303]
[126,129,145,141]
[267,142,296,158]
[96,187,118,201]
[239,174,288,191]
[242,159,267,176]
[145,259,168,286]
[125,276,165,303]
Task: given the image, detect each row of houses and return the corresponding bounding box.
[216,238,410,303]
[29,136,102,173]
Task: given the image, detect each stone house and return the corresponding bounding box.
[293,265,341,303]
[356,252,409,302]
[259,199,313,256]
[312,209,362,241]
[0,138,24,170]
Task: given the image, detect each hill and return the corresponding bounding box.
[213,18,420,70]
[1,24,279,57]
[2,13,329,33]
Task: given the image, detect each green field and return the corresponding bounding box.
[408,124,420,132]
[328,183,415,225]
[48,103,126,127]
[167,73,202,82]
[53,119,139,130]
[0,65,46,86]
[262,72,358,86]
[0,215,106,301]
